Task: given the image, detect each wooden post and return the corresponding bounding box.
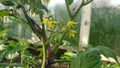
[79,1,92,49]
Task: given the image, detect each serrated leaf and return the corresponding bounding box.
[0,0,14,6]
[66,0,74,5]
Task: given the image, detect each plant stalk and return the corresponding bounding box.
[72,0,93,20]
[72,1,84,20]
[52,30,67,54]
[41,24,46,68]
[41,40,46,68]
[39,10,47,68]
[65,0,72,20]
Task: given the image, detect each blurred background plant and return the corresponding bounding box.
[90,7,120,56]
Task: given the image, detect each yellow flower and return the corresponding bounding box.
[48,20,58,29]
[43,18,58,29]
[43,18,50,24]
[61,26,66,31]
[70,30,76,38]
[66,21,77,28]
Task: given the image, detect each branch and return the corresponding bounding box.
[21,7,43,39]
[71,0,84,20]
[83,0,93,5]
[72,0,93,20]
[52,30,67,54]
[65,0,72,20]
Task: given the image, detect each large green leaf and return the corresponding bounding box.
[70,48,102,68]
[96,46,120,64]
[70,46,120,68]
[65,0,74,5]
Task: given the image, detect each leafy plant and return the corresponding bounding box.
[70,46,120,68]
[60,51,76,60]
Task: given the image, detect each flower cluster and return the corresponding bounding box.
[43,18,58,29]
[43,18,77,38]
[62,20,77,38]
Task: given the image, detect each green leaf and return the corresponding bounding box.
[66,0,74,5]
[70,46,120,68]
[60,51,76,60]
[0,9,11,18]
[0,0,14,6]
[96,46,120,64]
[70,48,102,68]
